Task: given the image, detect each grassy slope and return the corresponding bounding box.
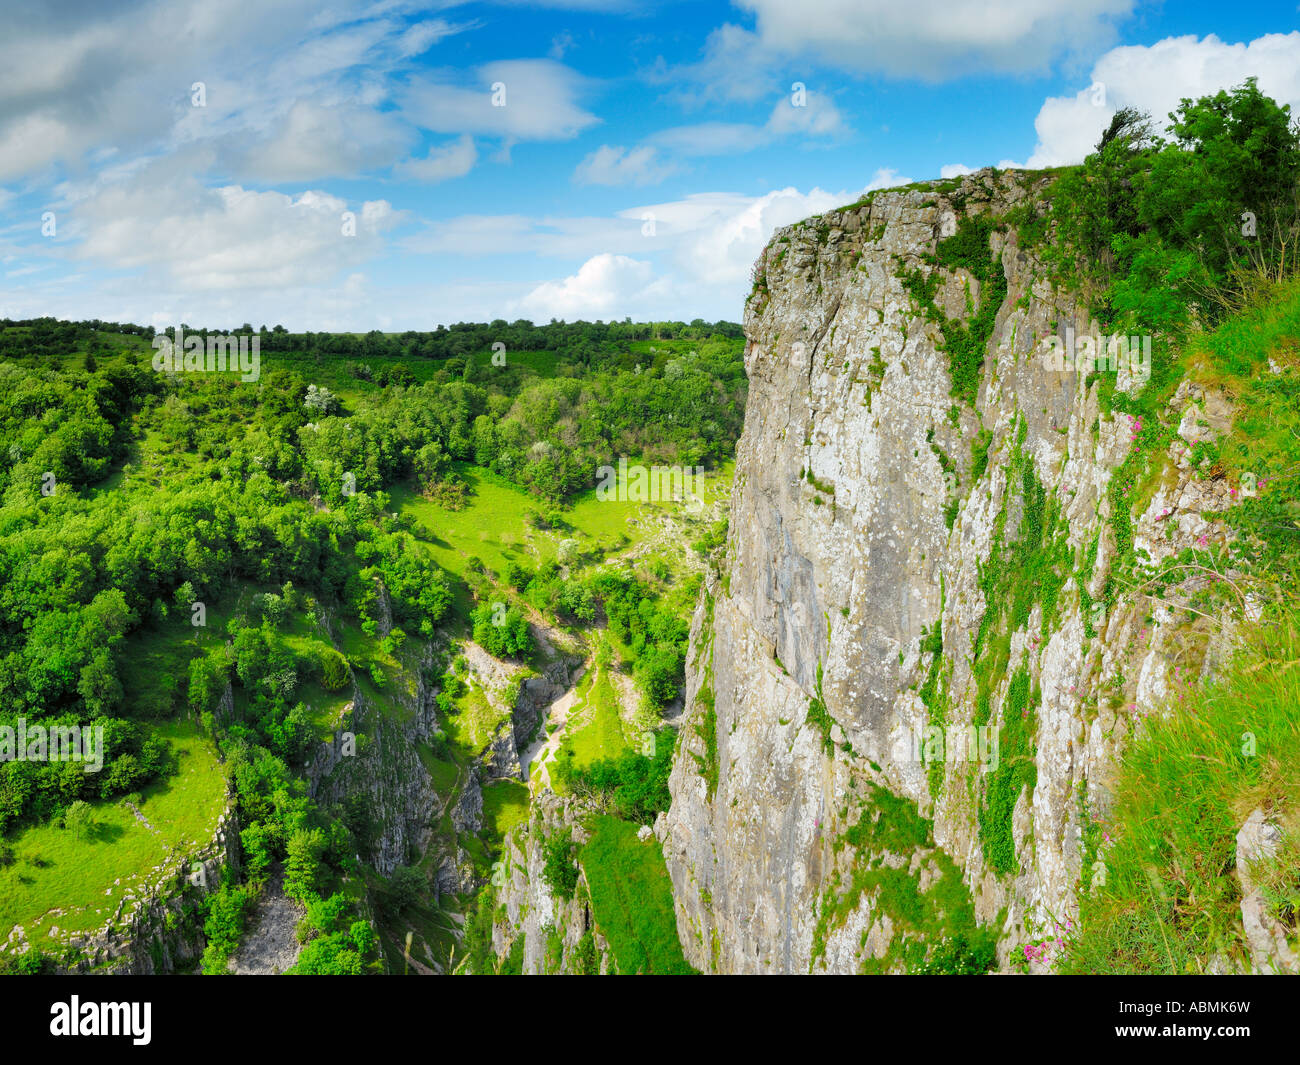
[390,459,732,603]
[580,814,696,974]
[0,721,226,940]
[1061,278,1300,973]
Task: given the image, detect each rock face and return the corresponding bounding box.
[1236,808,1299,974]
[311,643,443,876]
[489,793,609,975]
[663,169,1236,973]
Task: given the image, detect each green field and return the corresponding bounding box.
[480,780,530,849]
[390,460,732,628]
[557,645,629,772]
[580,815,695,975]
[0,721,228,943]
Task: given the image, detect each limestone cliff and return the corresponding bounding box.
[661,168,1237,973]
[482,793,611,975]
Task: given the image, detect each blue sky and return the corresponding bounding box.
[1,0,1299,330]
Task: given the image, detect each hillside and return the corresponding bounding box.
[0,318,744,973]
[3,80,1299,981]
[661,89,1300,974]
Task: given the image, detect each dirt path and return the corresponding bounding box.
[521,668,586,791]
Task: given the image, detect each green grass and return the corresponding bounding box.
[0,721,227,944]
[416,744,461,794]
[1050,277,1300,973]
[1188,277,1300,579]
[555,642,628,772]
[441,675,511,759]
[579,815,695,974]
[480,780,530,849]
[392,461,734,599]
[390,466,545,588]
[1060,622,1300,974]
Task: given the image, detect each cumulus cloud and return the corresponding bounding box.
[396,135,478,183]
[940,163,975,178]
[1009,32,1300,168]
[574,145,677,186]
[512,178,876,320]
[516,253,664,318]
[68,161,398,291]
[410,173,892,295]
[401,59,599,142]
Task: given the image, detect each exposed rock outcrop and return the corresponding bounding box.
[664,169,1238,973]
[488,793,608,975]
[311,643,442,875]
[1236,808,1299,974]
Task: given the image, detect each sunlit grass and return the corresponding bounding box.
[0,721,227,942]
[1060,620,1300,974]
[580,815,695,974]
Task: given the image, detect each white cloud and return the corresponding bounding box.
[574,145,676,186]
[6,173,899,327]
[661,0,1133,101]
[765,91,847,137]
[403,180,864,322]
[401,59,599,142]
[396,19,466,59]
[68,161,398,291]
[734,0,1134,80]
[630,185,851,287]
[231,100,414,183]
[1012,32,1300,168]
[940,163,975,178]
[516,253,663,318]
[651,91,847,158]
[396,135,478,182]
[863,167,913,191]
[0,0,475,183]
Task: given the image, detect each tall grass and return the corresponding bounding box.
[1060,621,1300,973]
[579,815,696,974]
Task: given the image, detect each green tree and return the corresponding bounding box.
[64,799,93,842]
